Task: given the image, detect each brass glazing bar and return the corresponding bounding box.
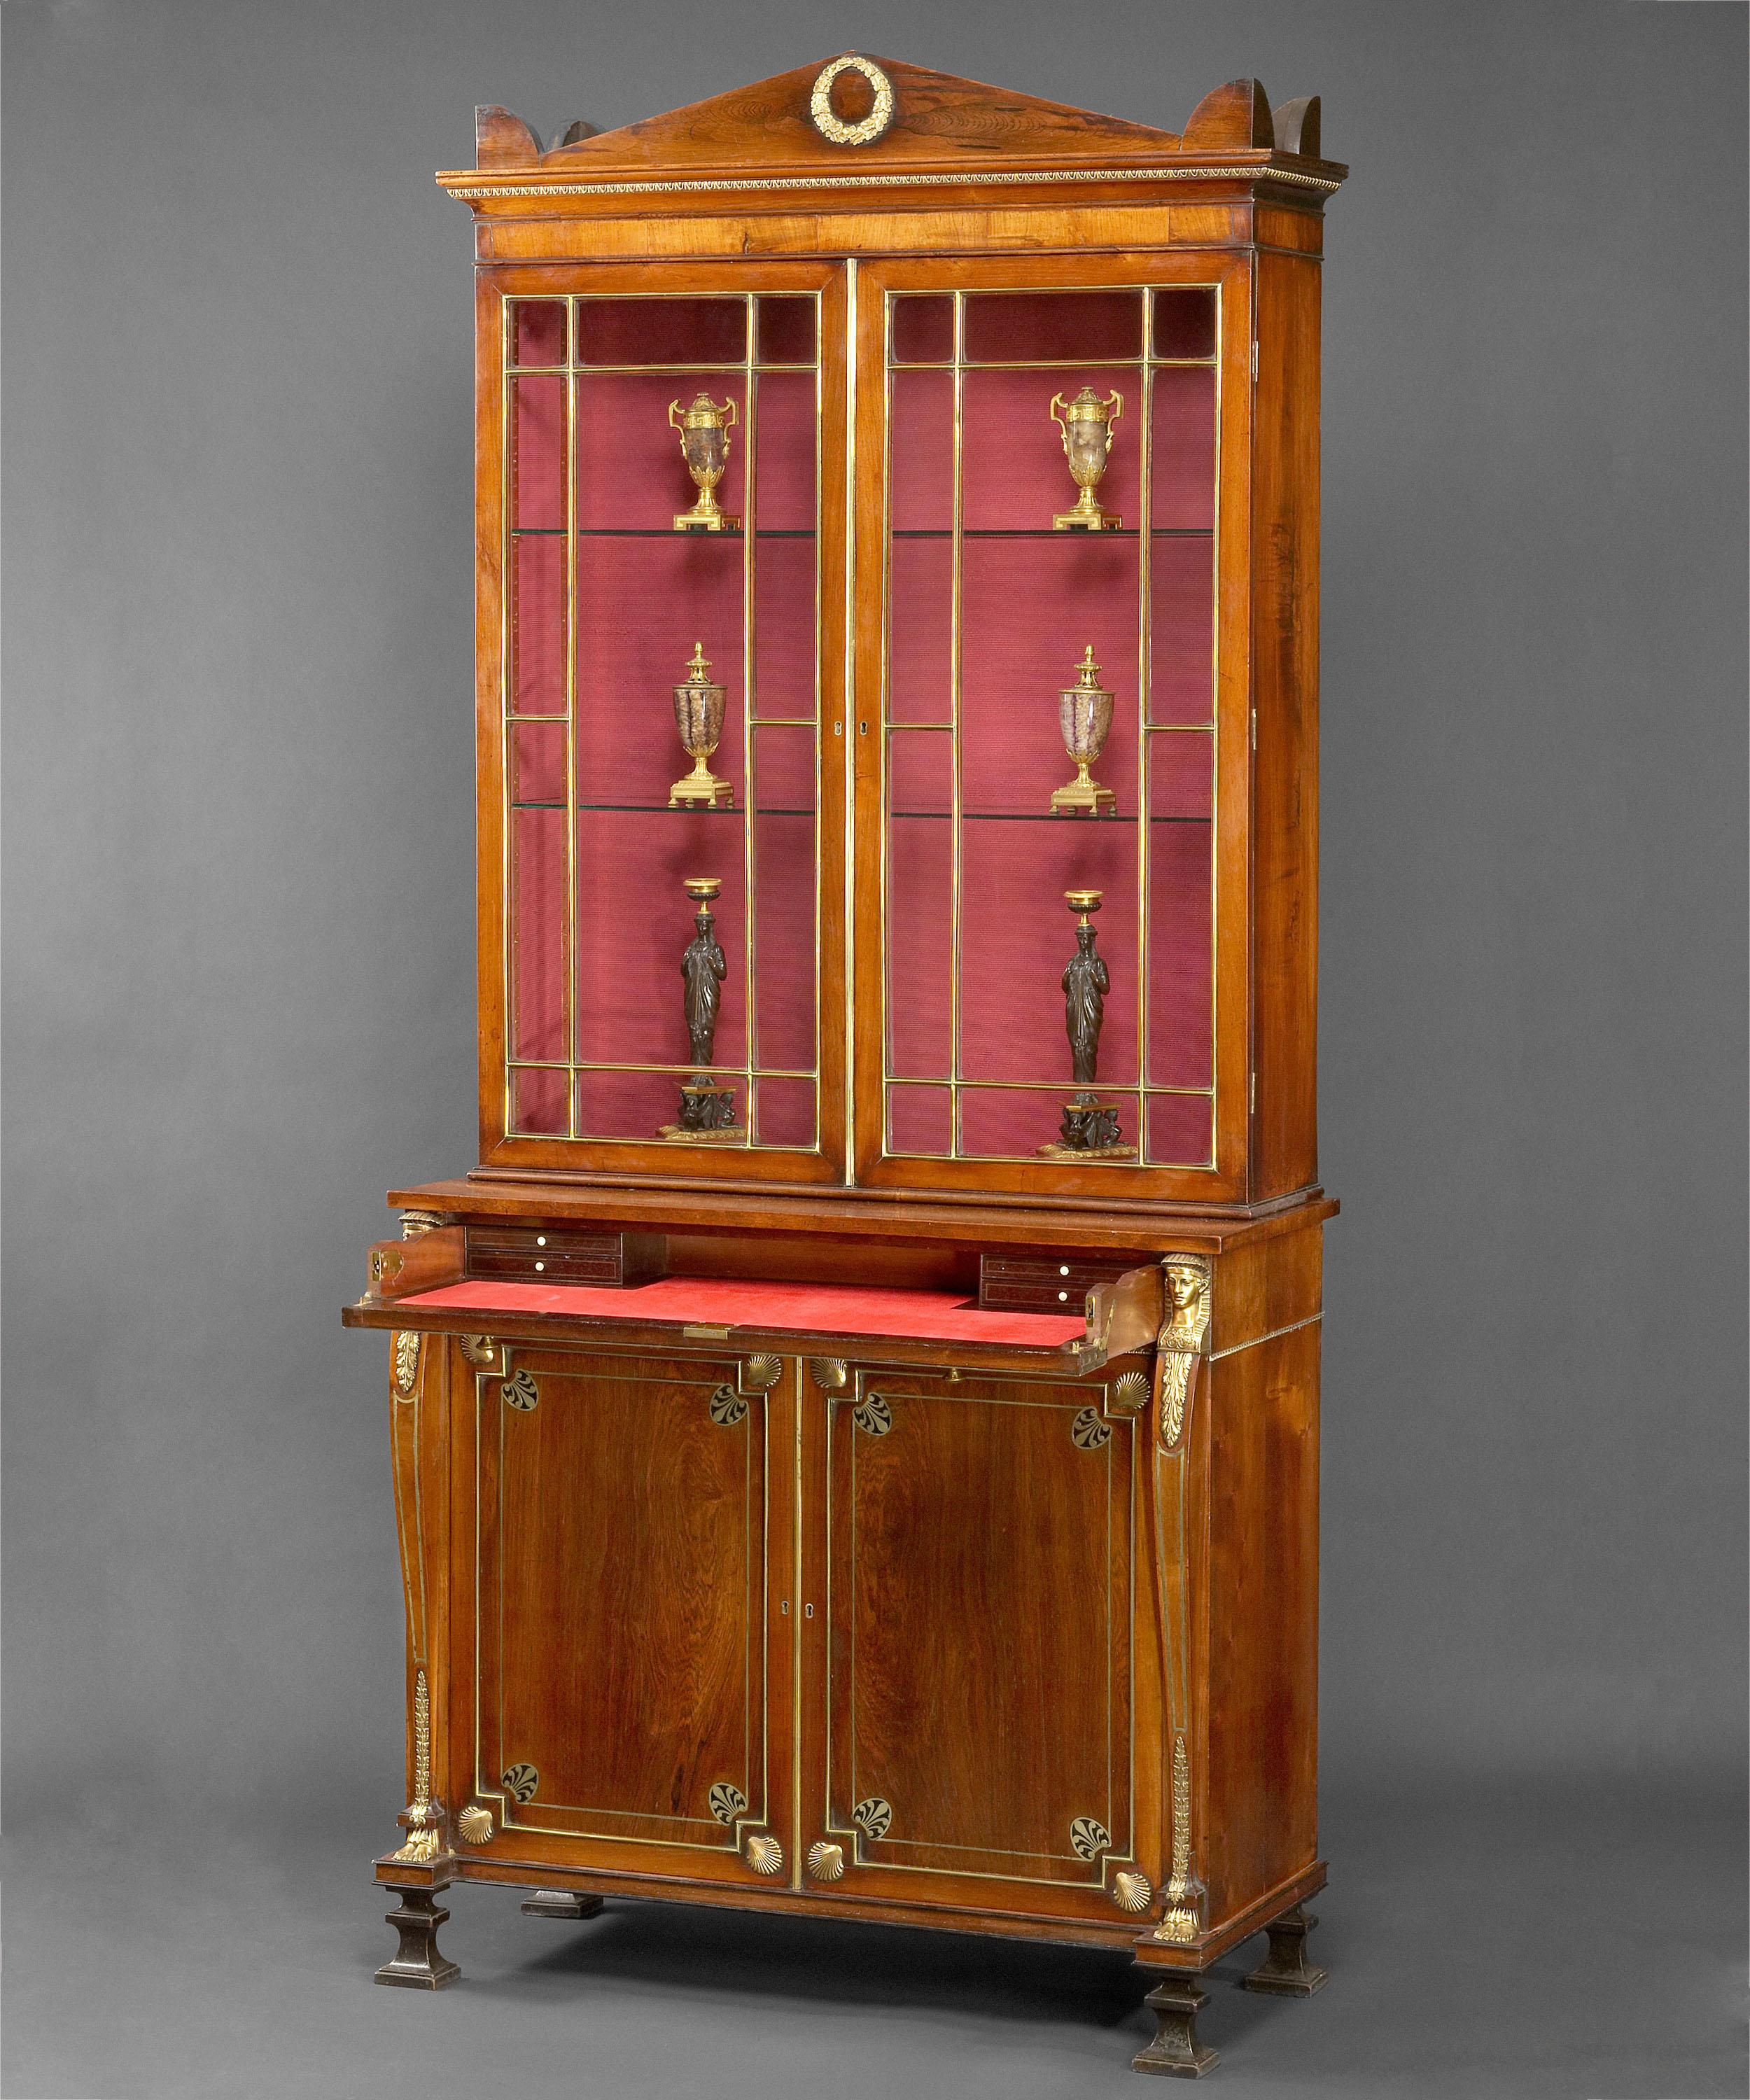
[1138,318,1154,1112]
[883,1075,1208,1097]
[949,291,965,1155]
[565,296,580,1138]
[887,358,1214,374]
[500,302,515,1143]
[508,1058,816,1081]
[741,295,757,1133]
[510,363,811,377]
[1208,283,1224,1113]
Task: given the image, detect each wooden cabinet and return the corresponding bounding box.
[351,54,1344,2078]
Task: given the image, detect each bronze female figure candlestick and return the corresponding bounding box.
[1037,890,1137,1160]
[659,877,738,1141]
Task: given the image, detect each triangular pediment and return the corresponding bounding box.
[480,56,1208,180]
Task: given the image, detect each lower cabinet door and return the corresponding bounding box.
[456,1345,794,1885]
[802,1362,1156,1925]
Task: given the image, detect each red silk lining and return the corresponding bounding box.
[401,1275,1084,1348]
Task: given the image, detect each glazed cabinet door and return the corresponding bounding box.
[849,252,1254,1206]
[799,1361,1161,1925]
[478,261,848,1184]
[451,1343,796,1886]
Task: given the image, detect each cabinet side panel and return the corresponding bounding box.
[1250,248,1321,1199]
[1201,1314,1320,1922]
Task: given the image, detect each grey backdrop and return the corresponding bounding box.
[6,3,1745,2095]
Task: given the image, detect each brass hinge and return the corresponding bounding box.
[1250,1071,1258,1114]
[1251,340,1259,380]
[683,1322,732,1340]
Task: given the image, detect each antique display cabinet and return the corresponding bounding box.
[346,55,1344,2078]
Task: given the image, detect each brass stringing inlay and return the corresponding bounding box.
[708,1782,748,1826]
[743,1833,785,1875]
[393,1331,421,1397]
[501,1763,539,1804]
[809,1357,848,1391]
[708,1384,749,1427]
[501,1368,539,1412]
[852,1796,892,1840]
[456,1805,494,1846]
[852,1393,892,1436]
[1112,1869,1153,1913]
[1070,1816,1111,1860]
[1070,1405,1111,1450]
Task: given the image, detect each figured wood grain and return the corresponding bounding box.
[481,1348,764,1833]
[816,1367,1138,1917]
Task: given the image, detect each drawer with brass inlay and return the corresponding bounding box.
[978,1252,1142,1315]
[464,1228,663,1287]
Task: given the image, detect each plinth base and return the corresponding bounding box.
[669,771,734,808]
[660,1077,739,1144]
[1036,1140,1139,1161]
[673,510,740,532]
[522,1889,606,1920]
[1052,509,1124,531]
[1050,780,1116,816]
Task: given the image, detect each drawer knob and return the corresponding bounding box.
[806,1840,846,1883]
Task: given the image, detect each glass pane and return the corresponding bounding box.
[1148,536,1214,726]
[753,369,816,533]
[757,296,815,365]
[575,371,746,533]
[574,811,747,1070]
[512,377,566,529]
[958,820,1139,1088]
[754,1075,816,1147]
[752,724,816,1074]
[962,366,1140,533]
[1150,368,1216,531]
[512,300,567,368]
[889,370,953,532]
[890,295,953,365]
[960,1084,1139,1161]
[574,296,747,366]
[886,538,952,724]
[510,722,566,804]
[510,537,566,718]
[1146,743,1212,1092]
[886,730,953,1079]
[887,1083,952,1156]
[1152,288,1217,361]
[575,1068,698,1142]
[573,538,744,807]
[510,807,569,1068]
[959,538,1138,814]
[1144,1091,1212,1167]
[962,290,1142,365]
[512,1068,569,1137]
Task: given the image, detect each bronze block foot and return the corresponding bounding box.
[374,1883,460,1989]
[521,1889,606,1920]
[1132,1973,1218,2078]
[1239,1903,1327,1997]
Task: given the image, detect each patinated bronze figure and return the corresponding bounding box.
[664,876,737,1140]
[1039,890,1136,1160]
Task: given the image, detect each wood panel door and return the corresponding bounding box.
[799,1362,1160,1926]
[454,1344,795,1887]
